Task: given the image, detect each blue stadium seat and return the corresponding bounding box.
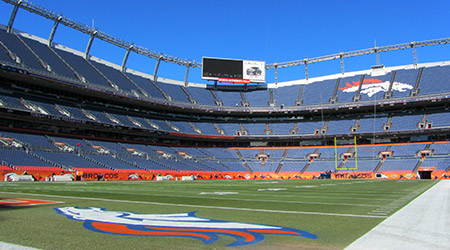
[273,84,301,107]
[20,35,76,79]
[302,79,336,105]
[185,87,216,106]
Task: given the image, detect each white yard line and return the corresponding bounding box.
[95,187,398,201]
[11,187,382,207]
[0,191,386,219]
[345,180,450,250]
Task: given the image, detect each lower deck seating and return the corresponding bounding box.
[1,130,449,173]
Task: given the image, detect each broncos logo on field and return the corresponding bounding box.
[55,207,317,247]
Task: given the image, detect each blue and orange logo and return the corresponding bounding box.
[55,207,317,247]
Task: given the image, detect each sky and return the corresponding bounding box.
[1,0,450,84]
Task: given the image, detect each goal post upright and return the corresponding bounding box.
[354,136,358,170]
[336,136,358,173]
[334,137,338,170]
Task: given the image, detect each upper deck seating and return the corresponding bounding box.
[336,74,364,103]
[244,90,270,107]
[20,35,77,79]
[418,65,450,95]
[124,73,165,99]
[393,68,420,98]
[0,29,44,71]
[302,79,336,105]
[358,74,393,102]
[185,87,216,106]
[90,60,139,93]
[53,48,112,89]
[155,82,190,103]
[273,84,301,107]
[214,90,243,107]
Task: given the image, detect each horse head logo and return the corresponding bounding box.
[55,207,317,247]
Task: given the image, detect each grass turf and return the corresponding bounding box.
[0,179,437,249]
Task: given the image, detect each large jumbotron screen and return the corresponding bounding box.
[202,57,265,83]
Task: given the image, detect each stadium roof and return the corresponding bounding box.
[1,0,450,83]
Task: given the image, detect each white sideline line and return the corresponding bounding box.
[345,180,450,249]
[0,241,40,250]
[0,191,387,219]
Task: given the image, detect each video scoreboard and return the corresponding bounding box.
[202,57,265,84]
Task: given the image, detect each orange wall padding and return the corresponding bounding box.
[1,168,449,181]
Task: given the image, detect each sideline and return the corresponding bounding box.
[345,180,450,249]
[0,191,387,219]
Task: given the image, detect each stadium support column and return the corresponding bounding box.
[85,31,97,60]
[184,63,191,87]
[374,40,381,66]
[6,0,22,33]
[48,16,62,47]
[411,42,418,68]
[304,59,309,81]
[153,56,162,82]
[121,45,133,72]
[340,52,345,74]
[274,63,278,86]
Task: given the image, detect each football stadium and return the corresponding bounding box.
[0,0,450,249]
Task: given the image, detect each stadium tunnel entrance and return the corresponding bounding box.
[418,171,432,179]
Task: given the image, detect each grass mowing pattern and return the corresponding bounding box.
[0,179,437,249]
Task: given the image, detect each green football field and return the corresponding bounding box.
[0,179,437,249]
